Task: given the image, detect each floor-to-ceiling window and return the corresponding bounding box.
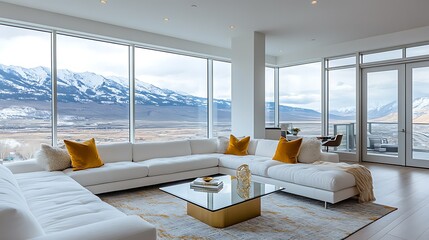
[213,60,231,137]
[56,34,130,143]
[134,48,207,141]
[0,25,51,160]
[326,56,356,152]
[279,62,322,136]
[265,67,275,127]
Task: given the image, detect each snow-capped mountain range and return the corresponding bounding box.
[0,64,428,122]
[367,98,429,122]
[0,64,226,107]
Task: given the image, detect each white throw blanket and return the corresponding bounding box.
[313,161,376,203]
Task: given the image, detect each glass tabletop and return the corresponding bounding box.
[160,175,284,212]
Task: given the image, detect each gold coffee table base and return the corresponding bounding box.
[187,198,261,228]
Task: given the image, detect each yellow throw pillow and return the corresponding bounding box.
[225,134,251,156]
[272,137,303,164]
[64,138,104,171]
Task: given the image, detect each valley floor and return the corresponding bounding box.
[347,162,429,240]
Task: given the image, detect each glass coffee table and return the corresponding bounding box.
[160,175,283,228]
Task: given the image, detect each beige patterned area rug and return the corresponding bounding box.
[100,185,396,240]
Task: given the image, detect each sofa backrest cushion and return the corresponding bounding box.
[216,136,229,153]
[298,138,322,163]
[189,139,218,154]
[133,140,192,162]
[97,142,133,163]
[247,139,259,155]
[254,139,278,157]
[0,165,45,239]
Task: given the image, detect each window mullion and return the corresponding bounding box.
[129,45,136,143]
[274,67,279,127]
[51,30,58,147]
[208,59,213,138]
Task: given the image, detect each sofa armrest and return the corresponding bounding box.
[5,159,45,174]
[320,152,339,163]
[31,216,156,240]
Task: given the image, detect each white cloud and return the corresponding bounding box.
[0,26,50,68]
[279,62,322,111]
[328,68,356,110]
[135,48,208,98]
[213,61,231,100]
[367,70,397,109]
[57,34,128,77]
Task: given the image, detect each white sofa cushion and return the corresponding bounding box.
[298,138,322,163]
[0,165,45,239]
[14,171,125,234]
[137,154,219,176]
[31,215,156,240]
[248,139,258,155]
[267,163,356,191]
[216,136,229,153]
[321,152,340,163]
[5,159,45,174]
[254,139,278,158]
[97,142,133,163]
[189,139,218,154]
[218,154,283,177]
[133,140,192,162]
[63,162,149,186]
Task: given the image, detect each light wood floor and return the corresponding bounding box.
[346,162,429,240]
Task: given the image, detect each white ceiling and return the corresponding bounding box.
[1,0,429,57]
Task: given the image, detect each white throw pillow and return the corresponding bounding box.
[217,136,229,153]
[298,138,322,163]
[0,165,45,239]
[35,144,71,171]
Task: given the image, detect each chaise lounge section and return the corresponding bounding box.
[0,165,156,240]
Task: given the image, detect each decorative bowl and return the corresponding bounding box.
[203,177,213,182]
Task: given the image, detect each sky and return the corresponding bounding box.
[279,62,322,112]
[0,24,330,110]
[0,25,51,68]
[2,24,427,113]
[328,68,356,112]
[0,24,354,112]
[0,25,229,99]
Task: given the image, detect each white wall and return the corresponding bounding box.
[278,25,429,65]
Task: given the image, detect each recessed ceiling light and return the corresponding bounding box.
[191,4,198,8]
[163,17,169,22]
[100,0,107,4]
[311,0,318,5]
[229,25,235,30]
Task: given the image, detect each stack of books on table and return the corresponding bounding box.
[190,178,223,193]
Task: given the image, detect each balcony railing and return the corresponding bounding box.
[332,122,429,154]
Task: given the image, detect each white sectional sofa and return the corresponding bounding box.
[3,138,360,239]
